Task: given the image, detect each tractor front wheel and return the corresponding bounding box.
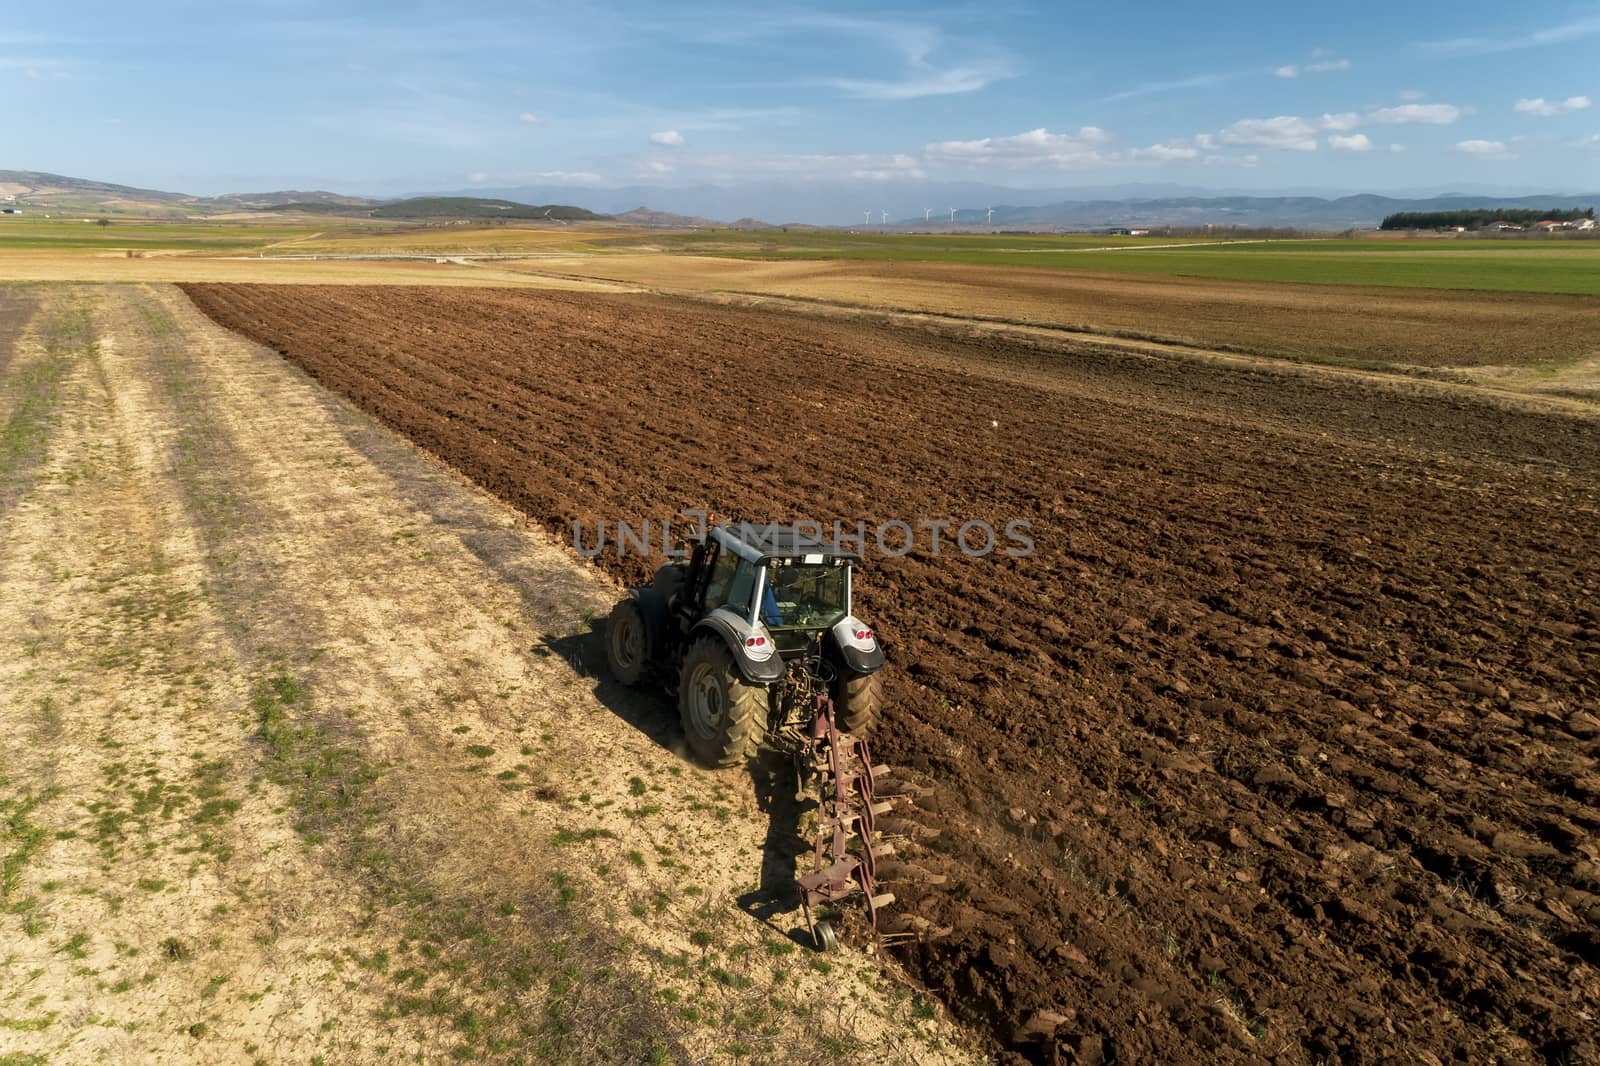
[678,637,763,768]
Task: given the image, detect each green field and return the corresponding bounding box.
[7,215,1600,295]
[0,218,323,252]
[642,230,1600,295]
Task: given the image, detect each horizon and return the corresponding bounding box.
[7,0,1598,212]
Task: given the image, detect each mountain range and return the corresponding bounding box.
[3,169,1596,231]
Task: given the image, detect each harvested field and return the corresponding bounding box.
[184,283,1600,1065]
[507,254,1600,370]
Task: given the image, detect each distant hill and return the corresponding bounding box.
[613,206,718,228]
[0,169,194,214]
[0,169,188,202]
[256,201,376,215]
[206,190,378,210]
[366,197,606,221]
[256,196,609,221]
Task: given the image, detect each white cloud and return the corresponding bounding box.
[1425,13,1600,56]
[1328,133,1373,152]
[1320,112,1361,131]
[1574,133,1600,148]
[1130,142,1201,161]
[1099,70,1245,103]
[1368,103,1462,125]
[1274,56,1348,78]
[741,13,1016,100]
[1454,139,1515,159]
[649,129,685,146]
[924,126,1117,168]
[1398,89,1425,101]
[643,160,673,174]
[1218,115,1320,151]
[517,111,543,125]
[1389,143,1407,153]
[1514,95,1592,116]
[828,62,1013,100]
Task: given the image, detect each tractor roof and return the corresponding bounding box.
[712,522,861,565]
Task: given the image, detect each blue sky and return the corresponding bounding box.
[6,1,1600,195]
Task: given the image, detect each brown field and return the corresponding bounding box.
[504,253,1600,371]
[184,282,1600,1065]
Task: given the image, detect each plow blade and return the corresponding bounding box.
[795,694,948,950]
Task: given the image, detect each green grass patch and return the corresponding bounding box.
[1,788,56,900]
[0,1014,56,1032]
[636,229,1600,294]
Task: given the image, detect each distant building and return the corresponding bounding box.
[1578,218,1597,231]
[1484,220,1524,231]
[1128,227,1153,236]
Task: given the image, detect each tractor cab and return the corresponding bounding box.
[607,521,884,768]
[679,523,860,659]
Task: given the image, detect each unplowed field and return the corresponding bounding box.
[184,283,1600,1065]
[503,254,1600,369]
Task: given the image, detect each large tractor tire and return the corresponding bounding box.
[605,598,648,686]
[834,670,882,736]
[678,636,764,768]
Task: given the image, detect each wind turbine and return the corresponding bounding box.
[924,207,932,222]
[948,207,956,223]
[880,210,888,225]
[864,209,872,226]
[986,206,994,224]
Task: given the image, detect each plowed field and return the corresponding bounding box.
[183,283,1600,1065]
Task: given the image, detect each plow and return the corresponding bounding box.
[792,691,947,948]
[606,520,947,948]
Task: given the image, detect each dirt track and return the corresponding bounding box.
[185,283,1600,1065]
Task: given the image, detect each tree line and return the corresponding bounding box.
[1379,207,1595,230]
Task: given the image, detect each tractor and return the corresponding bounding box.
[606,522,935,947]
[604,521,884,767]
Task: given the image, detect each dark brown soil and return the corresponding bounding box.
[183,283,1600,1066]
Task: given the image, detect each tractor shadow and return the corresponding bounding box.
[540,624,816,947]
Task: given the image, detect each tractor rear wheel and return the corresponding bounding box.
[606,598,647,686]
[678,636,763,767]
[834,670,881,736]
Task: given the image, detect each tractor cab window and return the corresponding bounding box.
[760,563,848,629]
[704,546,757,618]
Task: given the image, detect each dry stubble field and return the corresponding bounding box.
[183,282,1600,1065]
